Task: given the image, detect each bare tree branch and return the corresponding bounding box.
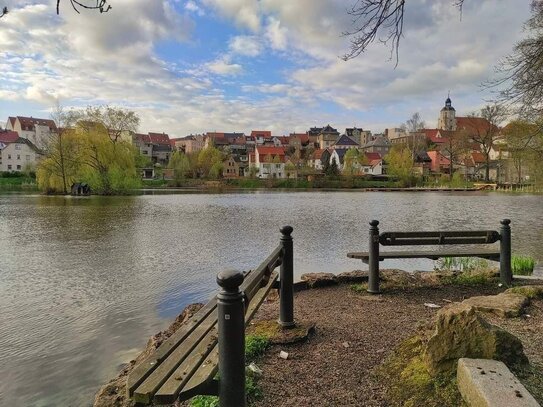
[1,1,110,18]
[342,0,465,65]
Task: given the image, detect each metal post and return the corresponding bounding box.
[368,220,380,294]
[279,226,295,328]
[217,270,246,407]
[500,219,512,285]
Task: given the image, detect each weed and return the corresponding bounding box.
[512,254,536,276]
[245,335,271,362]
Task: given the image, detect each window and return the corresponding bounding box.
[7,154,11,159]
[143,150,148,154]
[7,165,12,170]
[16,165,21,170]
[17,155,20,160]
[276,164,281,169]
[15,144,21,150]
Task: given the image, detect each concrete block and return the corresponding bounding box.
[457,358,540,407]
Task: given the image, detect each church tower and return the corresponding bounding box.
[437,94,456,131]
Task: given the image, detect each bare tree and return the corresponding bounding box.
[400,112,426,158]
[440,130,470,181]
[1,0,110,18]
[83,105,140,143]
[342,0,465,63]
[462,104,508,182]
[490,1,543,119]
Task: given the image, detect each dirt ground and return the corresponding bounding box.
[249,283,543,407]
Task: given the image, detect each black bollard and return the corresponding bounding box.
[500,219,512,285]
[279,226,295,327]
[217,270,246,407]
[368,220,380,294]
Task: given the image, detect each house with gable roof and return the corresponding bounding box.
[250,146,286,178]
[332,134,360,150]
[0,130,42,172]
[6,116,57,147]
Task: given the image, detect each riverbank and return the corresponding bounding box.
[94,269,543,407]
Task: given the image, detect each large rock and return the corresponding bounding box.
[462,293,530,318]
[457,358,540,407]
[300,272,338,288]
[425,303,528,375]
[337,270,368,284]
[505,285,543,299]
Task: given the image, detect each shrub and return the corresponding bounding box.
[245,335,271,362]
[512,255,536,276]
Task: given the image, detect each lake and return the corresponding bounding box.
[1,191,542,406]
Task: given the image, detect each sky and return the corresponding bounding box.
[0,0,533,136]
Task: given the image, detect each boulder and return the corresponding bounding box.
[337,270,368,284]
[300,272,338,288]
[505,285,543,299]
[462,293,530,318]
[425,303,528,375]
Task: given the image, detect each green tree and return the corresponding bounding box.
[386,145,414,187]
[168,151,190,186]
[343,148,361,176]
[197,147,223,179]
[37,104,82,194]
[325,157,340,177]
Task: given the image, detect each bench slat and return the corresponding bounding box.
[153,326,219,405]
[242,245,282,304]
[156,271,279,404]
[379,230,501,245]
[133,310,218,404]
[127,298,217,397]
[347,249,501,262]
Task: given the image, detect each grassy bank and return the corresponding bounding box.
[0,174,38,191]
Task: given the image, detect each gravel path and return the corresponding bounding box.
[250,283,539,407]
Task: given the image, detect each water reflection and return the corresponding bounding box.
[0,192,542,406]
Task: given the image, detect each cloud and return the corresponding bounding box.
[228,35,262,56]
[184,0,205,16]
[207,57,243,75]
[265,16,287,50]
[202,0,260,31]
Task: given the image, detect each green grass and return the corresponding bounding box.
[189,334,270,406]
[0,176,37,190]
[512,254,536,276]
[436,257,489,272]
[245,335,271,362]
[350,283,368,293]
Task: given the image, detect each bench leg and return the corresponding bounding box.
[500,219,512,285]
[368,220,380,294]
[217,270,246,407]
[279,226,295,327]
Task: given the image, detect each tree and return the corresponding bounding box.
[168,151,190,186]
[342,1,465,63]
[1,1,110,18]
[492,2,543,118]
[400,112,427,158]
[325,157,340,177]
[502,120,536,183]
[463,104,507,182]
[84,105,140,143]
[385,144,414,186]
[440,130,470,181]
[343,148,367,176]
[37,104,82,194]
[197,146,223,178]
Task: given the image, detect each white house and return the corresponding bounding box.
[0,135,41,172]
[251,146,286,178]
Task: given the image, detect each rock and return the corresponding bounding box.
[300,272,338,288]
[505,285,543,299]
[457,358,540,407]
[279,350,289,360]
[462,293,530,318]
[337,270,368,284]
[93,303,204,407]
[424,303,529,375]
[424,303,441,309]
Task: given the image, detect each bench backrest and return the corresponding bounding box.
[379,230,501,246]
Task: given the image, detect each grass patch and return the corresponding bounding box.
[379,335,462,407]
[350,283,368,293]
[506,285,543,299]
[436,257,490,273]
[190,395,219,407]
[512,254,536,276]
[245,334,271,362]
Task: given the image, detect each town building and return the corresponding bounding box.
[361,135,391,155]
[251,146,286,178]
[332,134,359,150]
[0,131,42,172]
[6,116,56,147]
[133,132,172,165]
[174,135,205,154]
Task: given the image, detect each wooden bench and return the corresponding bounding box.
[127,226,295,406]
[348,219,512,293]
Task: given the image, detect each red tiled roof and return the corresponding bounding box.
[8,117,16,127]
[0,130,19,143]
[313,149,324,159]
[472,152,486,164]
[365,152,381,161]
[278,136,289,145]
[16,116,57,130]
[456,117,499,134]
[256,146,285,156]
[251,130,272,138]
[148,132,170,145]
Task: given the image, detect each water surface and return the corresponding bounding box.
[0,191,542,406]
